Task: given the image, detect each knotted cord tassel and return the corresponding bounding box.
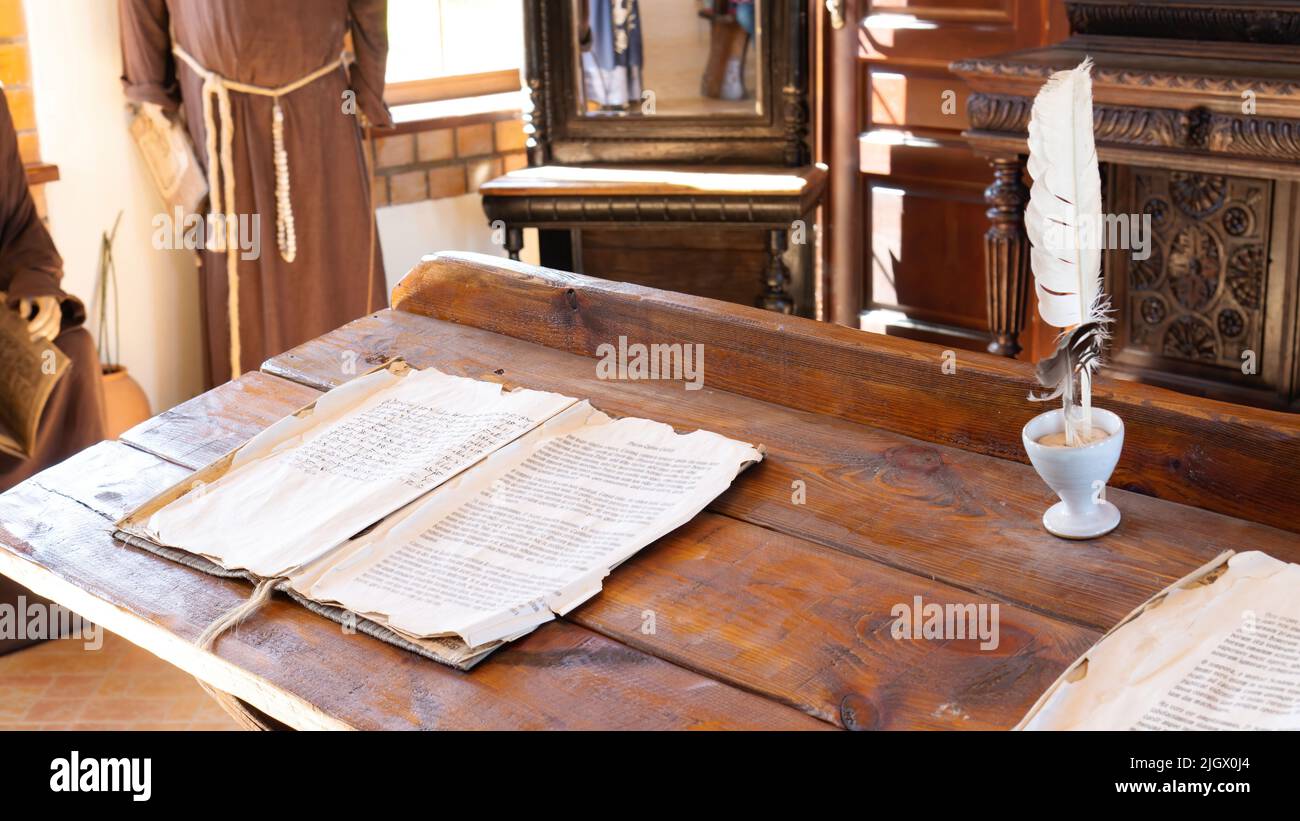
[193,576,284,731]
[273,100,297,264]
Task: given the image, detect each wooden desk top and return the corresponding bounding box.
[2,253,1298,730]
[481,164,828,204]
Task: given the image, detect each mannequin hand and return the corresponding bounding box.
[142,101,174,131]
[18,296,60,342]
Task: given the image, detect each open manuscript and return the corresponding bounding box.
[116,361,762,669]
[1019,551,1300,730]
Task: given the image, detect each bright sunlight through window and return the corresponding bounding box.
[385,0,525,83]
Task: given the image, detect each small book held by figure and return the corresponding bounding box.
[0,304,69,460]
[116,361,763,669]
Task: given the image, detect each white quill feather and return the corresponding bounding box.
[1024,58,1110,443]
[1025,57,1104,330]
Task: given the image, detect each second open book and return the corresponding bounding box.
[116,361,762,669]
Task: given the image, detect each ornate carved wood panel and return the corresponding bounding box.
[1066,0,1300,45]
[1107,165,1298,407]
[1123,169,1270,368]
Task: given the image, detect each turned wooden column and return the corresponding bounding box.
[503,225,524,261]
[760,228,794,314]
[983,156,1031,357]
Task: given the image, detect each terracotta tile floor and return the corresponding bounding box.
[0,631,241,730]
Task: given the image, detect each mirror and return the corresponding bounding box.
[573,0,763,118]
[525,0,806,165]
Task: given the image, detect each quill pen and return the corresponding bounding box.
[1024,57,1111,444]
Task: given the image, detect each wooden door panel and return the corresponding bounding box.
[861,2,1022,68]
[868,181,989,331]
[868,67,972,131]
[854,0,1067,346]
[868,0,1014,16]
[860,138,987,186]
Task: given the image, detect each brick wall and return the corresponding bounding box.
[370,113,527,207]
[0,0,44,215]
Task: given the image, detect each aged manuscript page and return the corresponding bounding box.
[1020,551,1300,730]
[142,367,576,577]
[289,401,763,649]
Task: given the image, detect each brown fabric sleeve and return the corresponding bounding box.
[347,0,393,127]
[0,88,71,319]
[118,0,180,111]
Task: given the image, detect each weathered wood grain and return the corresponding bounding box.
[119,371,321,469]
[0,442,826,730]
[261,308,1300,632]
[579,512,1097,729]
[384,253,1300,534]
[50,440,1096,729]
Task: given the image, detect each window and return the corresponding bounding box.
[384,0,525,106]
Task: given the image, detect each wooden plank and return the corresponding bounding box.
[380,253,1300,535]
[24,161,58,186]
[579,512,1097,729]
[100,431,1094,730]
[261,308,1300,632]
[0,443,825,731]
[120,371,321,469]
[383,68,522,107]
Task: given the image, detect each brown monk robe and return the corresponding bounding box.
[119,0,391,386]
[0,89,106,494]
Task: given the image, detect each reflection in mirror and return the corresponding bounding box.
[575,0,762,118]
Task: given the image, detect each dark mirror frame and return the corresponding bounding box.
[523,0,810,167]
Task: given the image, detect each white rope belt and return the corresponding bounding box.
[173,45,345,380]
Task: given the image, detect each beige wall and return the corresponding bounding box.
[377,193,538,297]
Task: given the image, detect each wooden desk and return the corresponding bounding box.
[480,164,828,314]
[2,253,1298,729]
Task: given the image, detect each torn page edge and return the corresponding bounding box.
[1013,549,1236,730]
[114,358,412,543]
[114,530,495,670]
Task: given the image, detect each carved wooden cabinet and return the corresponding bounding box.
[847,0,1067,346]
[955,0,1300,410]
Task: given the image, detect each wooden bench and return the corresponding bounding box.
[1,252,1297,729]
